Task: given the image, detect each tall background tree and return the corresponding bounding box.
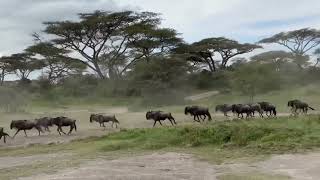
[1,53,44,83]
[259,28,320,68]
[43,11,181,79]
[26,42,86,83]
[176,37,261,72]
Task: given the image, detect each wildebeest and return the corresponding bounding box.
[258,102,277,117]
[248,103,264,118]
[51,117,77,135]
[232,104,253,119]
[90,114,120,128]
[146,111,177,127]
[0,127,9,143]
[185,106,212,122]
[35,117,53,132]
[288,100,315,114]
[215,104,233,117]
[10,120,43,138]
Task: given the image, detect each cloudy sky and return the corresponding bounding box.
[1,0,320,57]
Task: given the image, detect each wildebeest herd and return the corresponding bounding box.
[0,99,316,144]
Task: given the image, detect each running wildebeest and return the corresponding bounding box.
[51,117,77,135]
[258,102,277,117]
[248,103,264,118]
[0,127,9,143]
[288,100,315,114]
[215,104,233,117]
[232,104,253,119]
[146,111,177,127]
[10,120,43,138]
[90,114,120,128]
[35,117,53,132]
[185,106,212,122]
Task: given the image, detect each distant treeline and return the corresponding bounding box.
[0,10,319,106]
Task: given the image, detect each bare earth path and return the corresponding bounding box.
[18,152,320,180]
[184,91,219,101]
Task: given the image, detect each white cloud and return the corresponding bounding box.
[1,0,320,80]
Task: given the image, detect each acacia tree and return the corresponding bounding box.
[259,28,320,68]
[251,51,294,71]
[99,24,182,78]
[26,42,86,83]
[43,11,180,79]
[0,58,13,85]
[1,53,44,81]
[176,37,260,72]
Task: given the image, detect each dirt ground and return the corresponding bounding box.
[16,152,320,180]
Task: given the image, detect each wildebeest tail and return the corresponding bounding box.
[309,106,315,110]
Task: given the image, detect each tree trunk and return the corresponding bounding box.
[208,56,216,72]
[93,60,105,79]
[0,70,4,86]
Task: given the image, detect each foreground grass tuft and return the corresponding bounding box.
[96,115,320,155]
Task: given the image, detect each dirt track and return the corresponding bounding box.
[17,152,320,180]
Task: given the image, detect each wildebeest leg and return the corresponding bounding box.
[260,112,264,118]
[13,130,20,138]
[68,126,73,135]
[172,118,177,125]
[57,126,62,136]
[159,121,163,126]
[169,119,174,126]
[193,115,200,122]
[111,121,114,128]
[3,135,6,143]
[202,115,206,122]
[153,120,157,127]
[60,127,67,135]
[24,130,28,137]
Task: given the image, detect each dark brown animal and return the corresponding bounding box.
[248,103,264,118]
[90,114,120,128]
[10,120,43,138]
[288,100,315,115]
[185,106,212,122]
[146,111,177,127]
[0,127,9,143]
[231,104,253,119]
[35,117,53,132]
[51,117,77,135]
[215,104,233,117]
[258,102,277,117]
